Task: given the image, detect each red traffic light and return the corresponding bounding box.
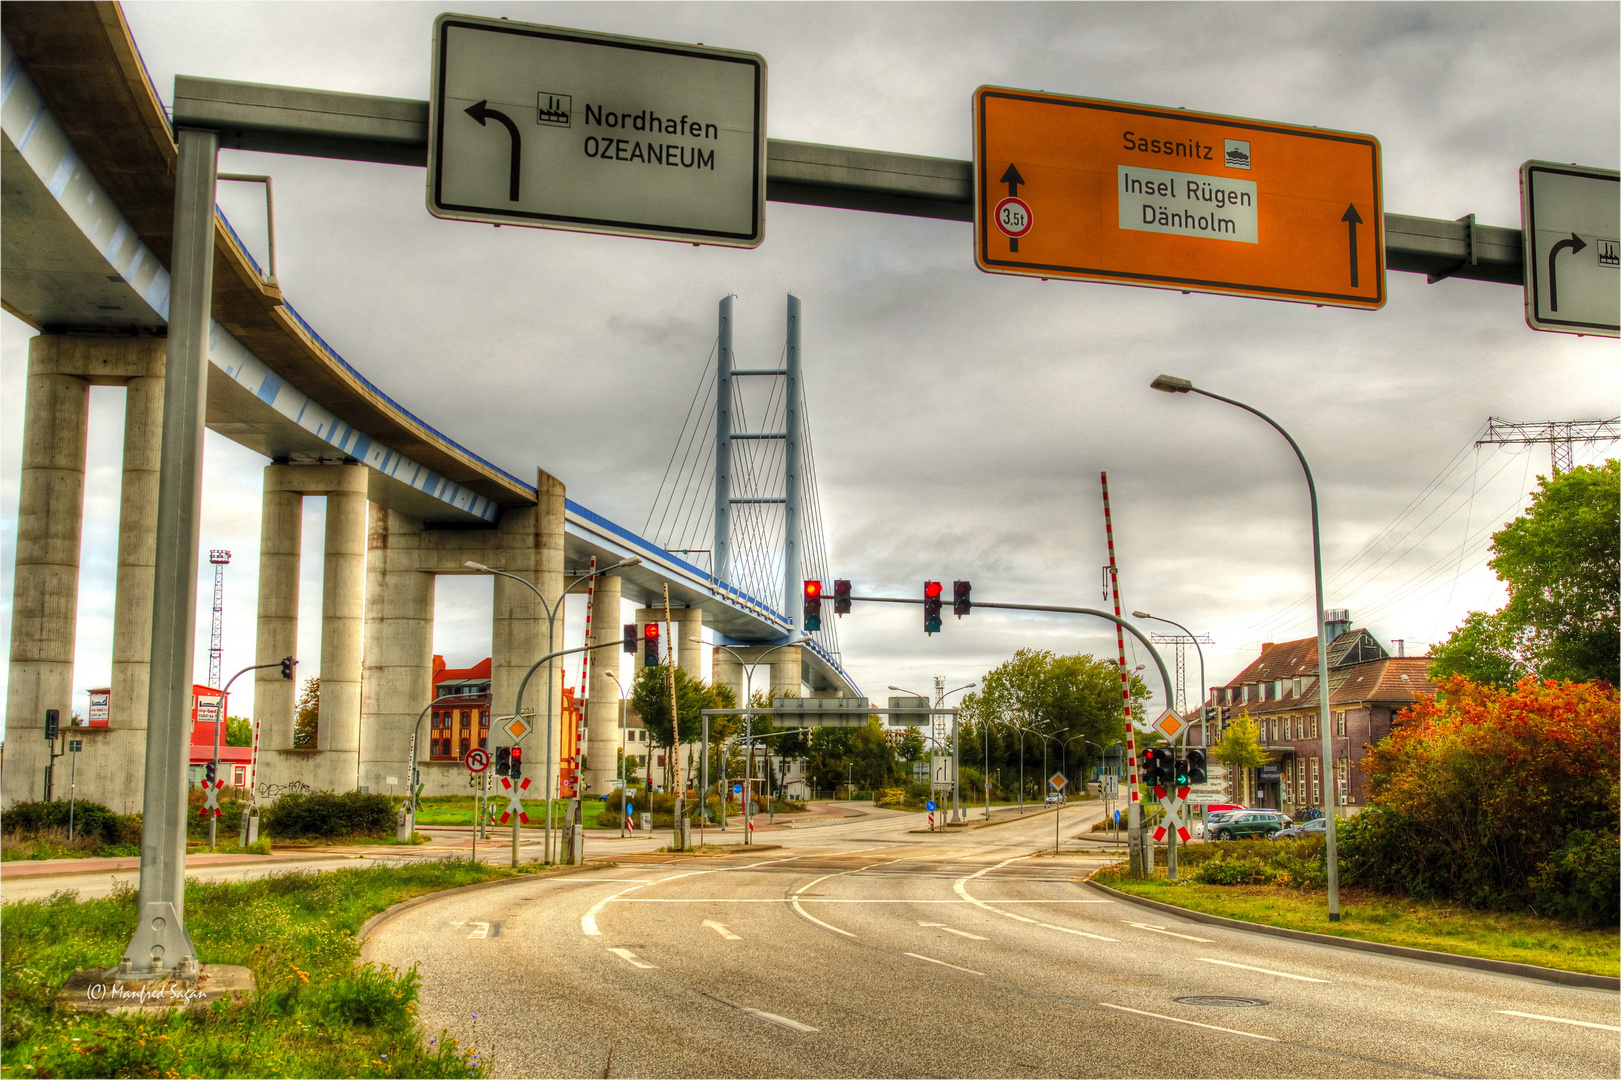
[923,580,943,599]
[644,622,660,639]
[804,580,822,597]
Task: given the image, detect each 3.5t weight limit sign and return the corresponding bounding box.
[428,13,766,246]
[974,87,1385,308]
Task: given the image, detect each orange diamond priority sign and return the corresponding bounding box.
[974,87,1384,308]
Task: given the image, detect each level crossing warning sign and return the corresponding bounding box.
[973,87,1384,308]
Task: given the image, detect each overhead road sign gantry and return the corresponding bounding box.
[428,13,766,246]
[1520,161,1619,337]
[973,87,1385,309]
[175,77,1516,284]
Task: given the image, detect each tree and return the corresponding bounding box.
[958,649,1148,792]
[225,715,254,747]
[293,678,319,748]
[1210,712,1271,802]
[1432,460,1618,686]
[1349,675,1619,925]
[629,665,735,788]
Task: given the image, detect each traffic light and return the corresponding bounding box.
[1186,749,1207,785]
[280,656,295,680]
[1142,747,1170,788]
[205,760,217,784]
[510,747,523,780]
[833,579,852,615]
[44,709,59,742]
[496,746,511,777]
[923,581,943,634]
[952,580,972,618]
[803,580,822,632]
[643,622,660,666]
[1171,754,1191,788]
[1202,704,1217,725]
[623,624,637,654]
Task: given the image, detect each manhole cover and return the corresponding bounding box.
[1174,996,1269,1008]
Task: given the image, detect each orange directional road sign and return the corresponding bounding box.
[974,87,1384,308]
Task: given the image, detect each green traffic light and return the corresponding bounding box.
[805,615,822,632]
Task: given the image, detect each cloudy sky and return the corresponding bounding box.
[2,1,1617,727]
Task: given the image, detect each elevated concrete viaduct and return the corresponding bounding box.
[1,5,856,814]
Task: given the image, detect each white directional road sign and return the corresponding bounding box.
[1521,161,1619,337]
[428,13,766,246]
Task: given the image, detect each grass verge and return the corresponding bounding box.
[410,795,616,830]
[1,859,550,1077]
[1094,865,1619,978]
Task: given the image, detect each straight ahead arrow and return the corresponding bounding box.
[466,100,522,202]
[1548,233,1587,312]
[1000,163,1025,197]
[1341,204,1363,288]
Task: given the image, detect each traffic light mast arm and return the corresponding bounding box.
[844,593,1175,711]
[211,659,296,774]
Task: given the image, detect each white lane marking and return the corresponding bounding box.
[609,897,1103,904]
[953,856,1119,941]
[1198,958,1329,983]
[905,952,986,976]
[1126,921,1214,942]
[742,1008,819,1033]
[919,921,989,940]
[467,921,490,939]
[583,855,804,936]
[783,854,916,940]
[1496,1010,1621,1032]
[607,947,656,969]
[1099,1002,1278,1042]
[703,920,741,940]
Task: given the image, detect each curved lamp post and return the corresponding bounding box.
[703,636,811,843]
[889,682,975,821]
[465,556,639,863]
[1133,610,1208,749]
[1150,373,1341,921]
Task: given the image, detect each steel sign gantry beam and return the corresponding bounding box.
[170,77,1524,286]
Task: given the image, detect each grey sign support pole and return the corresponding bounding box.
[783,294,802,636]
[713,296,733,586]
[121,127,219,979]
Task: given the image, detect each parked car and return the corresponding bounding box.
[1272,816,1328,840]
[1044,793,1065,805]
[1210,810,1291,840]
[1193,807,1246,839]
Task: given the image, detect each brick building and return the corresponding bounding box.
[1196,612,1436,813]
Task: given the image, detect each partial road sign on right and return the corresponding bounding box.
[1521,161,1619,337]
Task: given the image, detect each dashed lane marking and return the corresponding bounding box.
[1099,1002,1278,1042]
[1495,1011,1621,1032]
[905,952,987,976]
[919,921,989,940]
[1125,921,1214,942]
[607,947,656,969]
[1198,958,1329,983]
[743,1008,819,1033]
[703,920,741,940]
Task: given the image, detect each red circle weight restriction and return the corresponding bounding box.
[994,196,1033,237]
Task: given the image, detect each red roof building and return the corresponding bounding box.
[429,656,492,761]
[1195,617,1435,812]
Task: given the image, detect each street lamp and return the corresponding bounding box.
[464,556,640,863]
[1150,373,1342,921]
[702,636,811,843]
[889,682,975,821]
[604,670,628,839]
[1133,610,1208,750]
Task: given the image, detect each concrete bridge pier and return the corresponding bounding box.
[359,505,433,796]
[584,571,623,795]
[3,335,165,813]
[252,462,367,795]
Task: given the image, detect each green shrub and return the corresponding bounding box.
[1191,855,1278,886]
[1,799,125,847]
[1529,830,1620,929]
[260,790,395,839]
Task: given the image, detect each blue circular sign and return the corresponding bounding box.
[732,784,743,794]
[926,801,936,811]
